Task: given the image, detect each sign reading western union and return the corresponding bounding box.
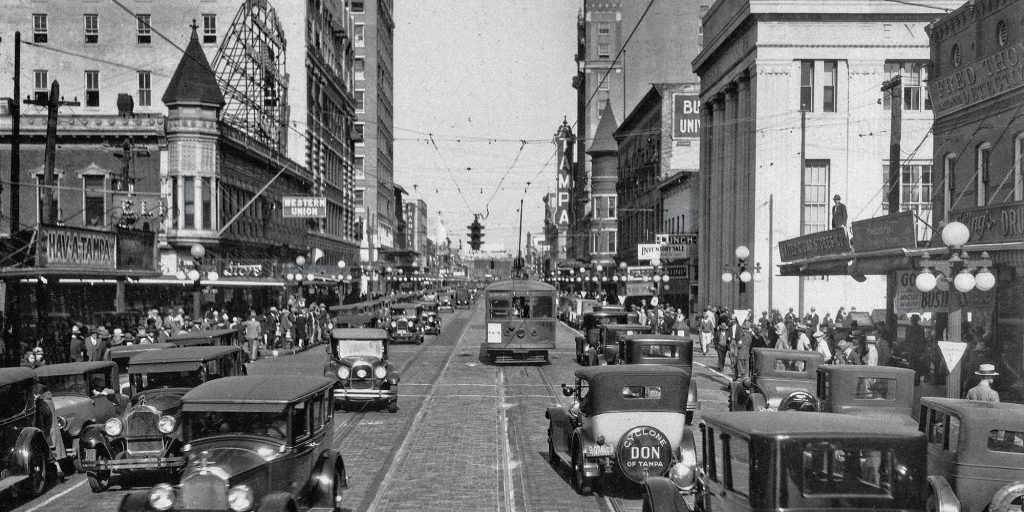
[282,196,327,218]
[37,226,116,270]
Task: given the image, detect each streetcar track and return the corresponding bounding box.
[497,368,518,512]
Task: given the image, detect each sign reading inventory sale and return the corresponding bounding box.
[282,196,327,218]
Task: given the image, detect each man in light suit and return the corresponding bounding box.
[832,194,848,228]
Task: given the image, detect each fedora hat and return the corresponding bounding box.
[975,364,999,377]
[96,326,111,338]
[812,330,825,338]
[865,335,877,344]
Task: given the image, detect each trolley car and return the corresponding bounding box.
[481,279,556,364]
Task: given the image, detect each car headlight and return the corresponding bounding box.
[374,366,387,379]
[57,416,68,430]
[337,366,350,379]
[158,415,176,434]
[391,321,397,328]
[149,483,175,511]
[355,368,368,379]
[105,417,123,436]
[227,484,254,512]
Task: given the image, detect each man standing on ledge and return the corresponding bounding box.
[832,194,848,229]
[966,364,1000,402]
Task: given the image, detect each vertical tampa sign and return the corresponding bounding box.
[555,145,571,227]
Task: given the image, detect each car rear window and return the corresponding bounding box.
[641,344,681,358]
[988,430,1024,454]
[853,377,897,400]
[622,385,662,399]
[801,442,899,497]
[773,358,810,373]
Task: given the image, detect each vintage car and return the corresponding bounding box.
[332,314,378,328]
[325,328,400,412]
[420,301,442,335]
[168,328,243,349]
[438,294,455,312]
[576,310,630,365]
[814,365,917,427]
[643,412,929,512]
[0,367,53,499]
[118,375,346,512]
[78,346,247,492]
[454,288,471,309]
[35,361,129,471]
[387,303,424,344]
[919,398,1024,512]
[728,348,824,412]
[106,342,177,393]
[599,324,652,365]
[611,334,700,425]
[546,366,697,495]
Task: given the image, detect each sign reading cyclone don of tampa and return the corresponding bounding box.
[37,226,116,270]
[616,426,673,483]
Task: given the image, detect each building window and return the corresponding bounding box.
[354,89,365,112]
[351,1,364,13]
[354,58,365,80]
[33,14,47,43]
[85,71,100,107]
[137,14,151,44]
[354,24,365,47]
[598,43,611,59]
[183,177,195,228]
[597,88,610,116]
[977,143,992,206]
[354,189,364,205]
[802,160,830,234]
[883,163,933,241]
[84,14,98,44]
[823,61,837,112]
[354,156,365,179]
[169,177,179,229]
[201,177,213,230]
[202,14,217,44]
[598,22,610,35]
[1015,134,1024,201]
[354,123,364,139]
[800,61,814,111]
[83,175,105,226]
[593,195,616,219]
[884,61,930,111]
[944,154,956,218]
[33,70,48,103]
[138,71,152,107]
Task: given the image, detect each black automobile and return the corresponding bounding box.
[387,303,424,344]
[420,301,442,335]
[0,368,52,499]
[78,346,247,492]
[325,328,400,412]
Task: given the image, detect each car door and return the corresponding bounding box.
[287,398,318,496]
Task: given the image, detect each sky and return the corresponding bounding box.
[393,0,580,253]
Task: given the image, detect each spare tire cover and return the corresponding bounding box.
[617,426,673,483]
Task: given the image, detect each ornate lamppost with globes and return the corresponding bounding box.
[721,245,763,299]
[176,243,219,319]
[286,255,314,304]
[914,221,995,294]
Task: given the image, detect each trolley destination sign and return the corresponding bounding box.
[282,196,328,218]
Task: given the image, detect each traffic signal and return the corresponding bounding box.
[468,216,484,251]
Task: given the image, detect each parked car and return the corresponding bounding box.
[599,324,652,365]
[814,364,917,427]
[546,366,697,495]
[35,361,128,472]
[454,289,471,309]
[611,334,700,425]
[332,314,378,329]
[78,346,247,492]
[919,397,1024,512]
[0,367,53,499]
[168,329,246,352]
[118,375,347,512]
[643,412,929,512]
[386,303,424,344]
[438,295,454,312]
[576,310,630,365]
[325,328,400,413]
[420,301,442,335]
[105,342,176,393]
[728,348,824,412]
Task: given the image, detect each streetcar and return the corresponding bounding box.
[481,279,556,364]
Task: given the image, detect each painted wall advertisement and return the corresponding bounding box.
[672,93,701,138]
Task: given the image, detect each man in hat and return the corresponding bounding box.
[69,325,85,362]
[699,306,714,356]
[806,307,820,332]
[906,314,928,383]
[966,364,1000,402]
[733,321,753,378]
[862,335,879,366]
[812,330,832,362]
[794,324,811,351]
[86,327,110,362]
[832,194,848,228]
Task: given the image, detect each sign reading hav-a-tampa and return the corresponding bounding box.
[778,228,852,262]
[37,225,116,270]
[929,35,1024,117]
[951,201,1024,244]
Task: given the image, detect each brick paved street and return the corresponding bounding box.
[6,302,730,512]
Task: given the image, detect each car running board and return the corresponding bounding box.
[0,475,29,493]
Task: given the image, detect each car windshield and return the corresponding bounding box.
[131,370,204,392]
[38,373,90,396]
[391,308,411,316]
[797,440,906,497]
[641,344,681,358]
[185,410,290,441]
[337,339,384,358]
[853,377,897,400]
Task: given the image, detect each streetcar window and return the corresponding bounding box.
[489,299,510,318]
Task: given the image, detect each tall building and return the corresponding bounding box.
[571,0,706,263]
[351,0,397,267]
[693,0,959,315]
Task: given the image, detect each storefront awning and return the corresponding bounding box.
[778,241,1024,277]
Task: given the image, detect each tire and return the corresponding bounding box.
[13,445,48,499]
[572,447,593,495]
[587,350,598,368]
[926,491,938,512]
[87,448,112,492]
[388,401,398,413]
[747,394,768,412]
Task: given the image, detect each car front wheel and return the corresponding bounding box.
[13,446,48,498]
[87,449,112,492]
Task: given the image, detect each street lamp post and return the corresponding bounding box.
[721,245,762,304]
[175,243,218,320]
[286,255,313,306]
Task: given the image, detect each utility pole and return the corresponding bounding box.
[882,75,902,341]
[798,108,806,316]
[10,32,20,234]
[24,81,79,225]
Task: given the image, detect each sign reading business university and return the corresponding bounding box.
[37,226,116,270]
[282,196,327,218]
[929,36,1024,117]
[672,94,701,138]
[778,228,852,262]
[951,201,1024,244]
[851,211,918,252]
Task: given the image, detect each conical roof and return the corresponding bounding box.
[162,24,225,108]
[587,104,618,155]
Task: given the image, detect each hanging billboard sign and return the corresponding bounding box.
[282,196,327,218]
[672,94,701,138]
[36,226,116,270]
[555,157,571,227]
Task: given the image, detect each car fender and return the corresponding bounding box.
[728,382,745,410]
[78,424,113,458]
[118,491,152,512]
[546,408,570,452]
[686,380,700,412]
[643,476,691,512]
[256,491,297,512]
[13,427,50,473]
[991,481,1024,512]
[927,476,961,512]
[386,371,401,386]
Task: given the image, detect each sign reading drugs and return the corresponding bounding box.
[672,94,701,138]
[282,196,327,218]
